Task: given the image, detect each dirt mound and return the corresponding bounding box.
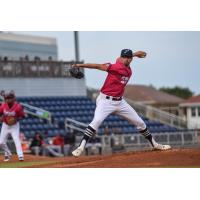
[1,148,200,168]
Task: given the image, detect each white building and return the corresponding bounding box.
[0,32,86,96]
[0,32,58,60]
[179,95,200,129]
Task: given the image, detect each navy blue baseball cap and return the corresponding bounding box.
[121,49,133,57]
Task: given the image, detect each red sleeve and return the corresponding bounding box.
[17,104,25,118]
[0,104,3,115]
[103,63,112,72]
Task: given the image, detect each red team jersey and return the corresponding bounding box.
[0,102,25,125]
[101,58,132,97]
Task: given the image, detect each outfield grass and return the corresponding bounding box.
[0,160,57,168]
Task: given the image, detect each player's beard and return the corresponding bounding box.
[122,58,132,66]
[6,100,15,108]
[124,63,129,67]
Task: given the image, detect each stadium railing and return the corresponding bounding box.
[0,60,84,78]
[64,118,200,154]
[126,98,188,129]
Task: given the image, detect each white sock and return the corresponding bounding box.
[152,137,158,146]
[79,139,86,149]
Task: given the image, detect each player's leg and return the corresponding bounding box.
[72,95,114,157]
[0,123,12,161]
[116,100,171,150]
[10,123,24,161]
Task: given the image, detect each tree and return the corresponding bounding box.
[159,86,194,99]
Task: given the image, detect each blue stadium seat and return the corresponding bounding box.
[17,96,179,138]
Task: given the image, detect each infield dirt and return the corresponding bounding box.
[0,148,200,168]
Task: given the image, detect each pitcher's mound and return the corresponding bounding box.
[29,148,200,167]
[1,148,200,168]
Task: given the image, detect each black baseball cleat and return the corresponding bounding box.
[4,155,11,162]
[19,157,24,162]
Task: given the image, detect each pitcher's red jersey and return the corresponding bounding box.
[101,58,132,97]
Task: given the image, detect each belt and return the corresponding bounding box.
[106,96,122,101]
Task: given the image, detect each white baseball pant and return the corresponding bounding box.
[0,122,24,158]
[89,93,146,132]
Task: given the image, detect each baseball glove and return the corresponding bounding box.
[69,67,84,79]
[6,116,17,126]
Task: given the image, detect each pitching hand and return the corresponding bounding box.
[133,51,147,58]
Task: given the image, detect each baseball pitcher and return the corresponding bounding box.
[72,49,171,157]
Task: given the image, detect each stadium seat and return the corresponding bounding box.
[17,96,178,138]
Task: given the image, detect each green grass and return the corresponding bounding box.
[0,160,57,168]
[1,161,200,168]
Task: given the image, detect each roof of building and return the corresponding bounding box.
[124,84,183,104]
[179,94,200,106]
[0,32,57,45]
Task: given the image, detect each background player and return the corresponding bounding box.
[0,91,25,161]
[72,49,171,157]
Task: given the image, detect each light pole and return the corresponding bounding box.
[74,31,80,62]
